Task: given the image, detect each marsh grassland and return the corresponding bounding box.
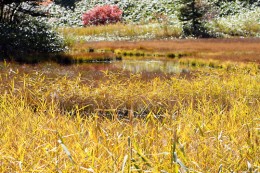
[0,39,260,172]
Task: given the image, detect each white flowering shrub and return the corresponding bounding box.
[47,0,180,26]
[206,7,260,37]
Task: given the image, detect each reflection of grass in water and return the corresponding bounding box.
[59,45,192,65]
[54,52,121,64]
[0,61,259,172]
[121,60,185,74]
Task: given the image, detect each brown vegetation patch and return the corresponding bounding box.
[75,38,260,63]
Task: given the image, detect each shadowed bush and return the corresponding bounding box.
[0,18,66,63]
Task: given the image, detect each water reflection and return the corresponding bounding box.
[119,60,188,74]
[0,60,192,87]
[73,59,190,74]
[0,59,190,80]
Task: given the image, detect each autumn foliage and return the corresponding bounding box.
[82,5,122,26]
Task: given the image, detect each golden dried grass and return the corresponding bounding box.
[0,61,259,172]
[58,23,182,39]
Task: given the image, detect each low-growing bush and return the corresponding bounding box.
[206,7,260,37]
[0,18,66,63]
[82,5,122,26]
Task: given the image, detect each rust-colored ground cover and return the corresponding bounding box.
[75,38,260,63]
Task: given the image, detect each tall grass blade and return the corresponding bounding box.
[174,152,188,173]
[247,161,252,173]
[58,139,75,164]
[80,166,95,172]
[218,164,222,173]
[121,155,128,173]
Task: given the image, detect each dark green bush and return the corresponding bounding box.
[0,18,66,63]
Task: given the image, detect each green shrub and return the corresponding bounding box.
[0,18,66,63]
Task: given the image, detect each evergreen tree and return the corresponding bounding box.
[178,0,209,37]
[54,0,81,11]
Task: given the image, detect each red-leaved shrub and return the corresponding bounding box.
[82,5,123,26]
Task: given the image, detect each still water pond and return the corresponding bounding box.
[0,58,191,80]
[75,59,189,74]
[120,60,188,73]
